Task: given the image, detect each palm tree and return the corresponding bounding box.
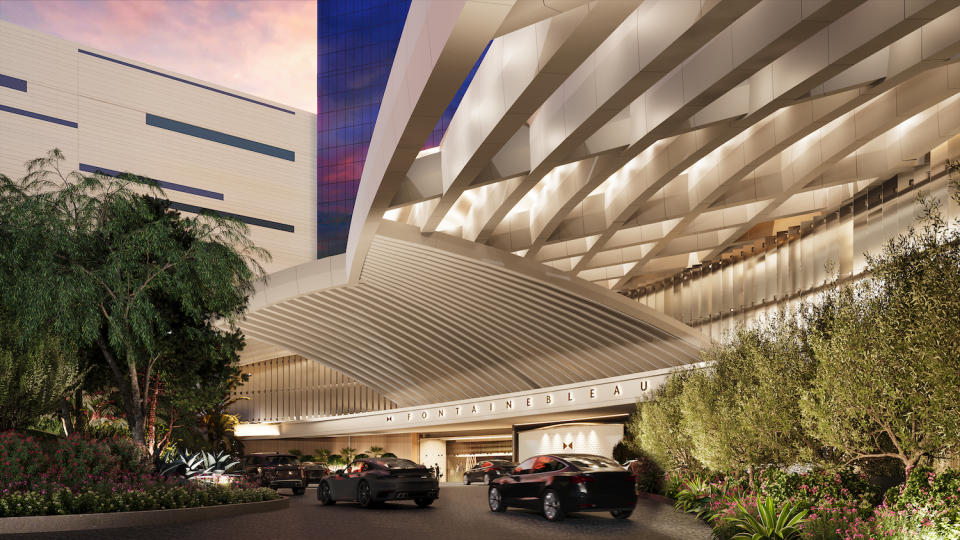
[313,448,332,465]
[340,447,357,463]
[366,446,385,457]
[197,395,248,454]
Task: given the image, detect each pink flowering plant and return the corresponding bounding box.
[0,431,279,517]
[870,467,960,539]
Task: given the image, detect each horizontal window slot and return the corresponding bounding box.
[169,201,295,233]
[0,103,76,127]
[78,163,225,200]
[0,73,27,92]
[146,113,295,162]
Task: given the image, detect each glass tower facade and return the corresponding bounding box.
[317,1,485,258]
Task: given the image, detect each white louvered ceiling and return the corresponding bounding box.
[241,233,703,407]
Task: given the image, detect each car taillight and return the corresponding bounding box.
[626,474,638,483]
[570,475,595,484]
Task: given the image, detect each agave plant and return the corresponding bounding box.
[727,496,808,540]
[160,449,239,479]
[674,476,714,519]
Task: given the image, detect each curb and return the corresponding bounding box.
[0,496,289,535]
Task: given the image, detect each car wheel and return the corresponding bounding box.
[611,509,633,519]
[317,482,335,505]
[293,487,305,496]
[463,474,470,485]
[488,486,507,513]
[357,480,374,508]
[542,489,564,522]
[483,473,491,485]
[414,497,434,508]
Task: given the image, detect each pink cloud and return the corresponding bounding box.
[0,0,317,112]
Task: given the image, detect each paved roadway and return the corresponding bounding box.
[18,484,712,540]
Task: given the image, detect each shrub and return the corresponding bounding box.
[0,432,45,491]
[758,468,880,509]
[895,467,960,515]
[0,484,279,517]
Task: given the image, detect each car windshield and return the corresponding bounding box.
[373,458,421,469]
[563,456,622,470]
[265,456,300,466]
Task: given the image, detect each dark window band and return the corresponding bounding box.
[146,113,295,162]
[169,201,295,233]
[0,74,27,92]
[78,49,295,115]
[0,103,76,127]
[78,163,225,200]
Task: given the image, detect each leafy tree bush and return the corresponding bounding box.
[0,324,79,431]
[630,371,699,473]
[801,193,960,474]
[677,312,816,476]
[0,150,267,446]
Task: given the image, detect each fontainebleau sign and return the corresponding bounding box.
[385,379,651,424]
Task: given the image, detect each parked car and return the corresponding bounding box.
[317,457,439,508]
[302,462,331,486]
[487,454,637,522]
[242,453,306,495]
[462,459,516,485]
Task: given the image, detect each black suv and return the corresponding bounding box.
[243,453,306,495]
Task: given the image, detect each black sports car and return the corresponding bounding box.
[487,454,637,521]
[317,457,439,508]
[462,459,516,485]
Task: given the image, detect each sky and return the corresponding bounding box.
[0,0,317,112]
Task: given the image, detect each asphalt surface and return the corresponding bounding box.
[16,484,713,540]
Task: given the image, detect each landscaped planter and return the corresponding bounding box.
[0,497,288,535]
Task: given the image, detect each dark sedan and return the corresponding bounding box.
[317,457,439,508]
[487,454,637,522]
[303,463,330,486]
[242,453,306,495]
[463,459,516,485]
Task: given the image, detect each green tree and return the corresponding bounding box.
[801,191,960,474]
[0,150,267,445]
[630,371,700,472]
[340,447,357,463]
[677,314,816,476]
[366,446,385,457]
